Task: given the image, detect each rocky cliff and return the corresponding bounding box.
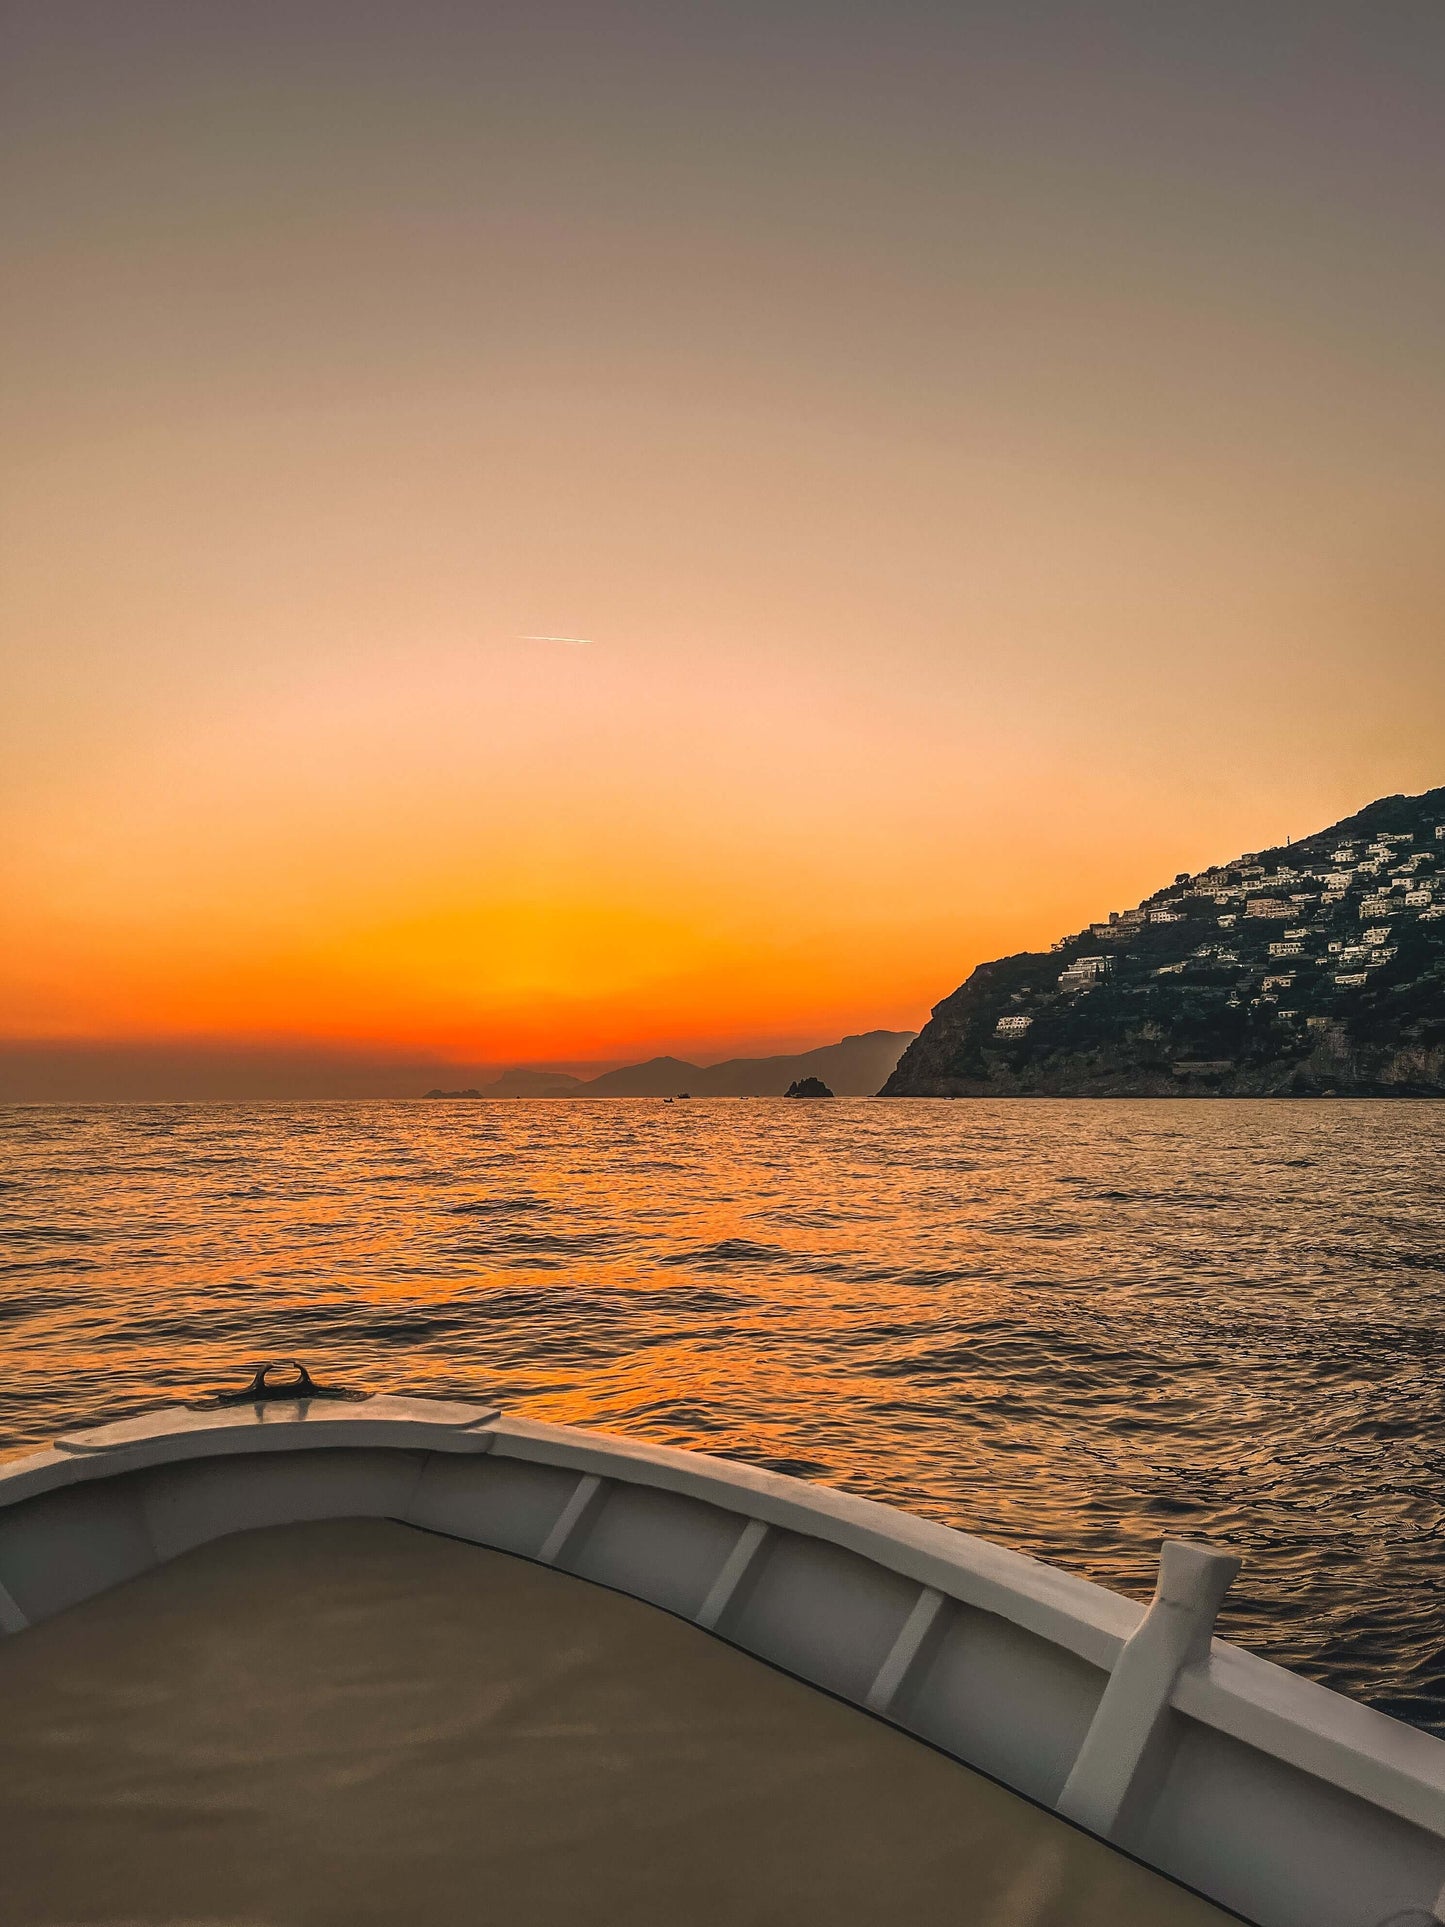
[882,786,1445,1097]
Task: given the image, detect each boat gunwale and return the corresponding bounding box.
[487,1416,1445,1841]
[1,1396,1443,1854]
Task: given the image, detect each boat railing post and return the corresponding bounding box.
[1055,1538,1241,1840]
[695,1518,770,1632]
[536,1474,609,1566]
[0,1576,29,1635]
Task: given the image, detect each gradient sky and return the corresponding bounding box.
[3,2,1443,1094]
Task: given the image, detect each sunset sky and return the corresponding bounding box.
[3,2,1443,1096]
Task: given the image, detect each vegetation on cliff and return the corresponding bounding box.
[882,787,1445,1097]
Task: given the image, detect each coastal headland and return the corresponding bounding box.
[883,786,1445,1098]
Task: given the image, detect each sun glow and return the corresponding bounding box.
[3,5,1443,1096]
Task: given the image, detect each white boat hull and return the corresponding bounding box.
[1,1394,1442,1927]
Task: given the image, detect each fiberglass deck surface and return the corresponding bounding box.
[0,1518,1236,1927]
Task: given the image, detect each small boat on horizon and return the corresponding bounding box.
[0,1362,1440,1926]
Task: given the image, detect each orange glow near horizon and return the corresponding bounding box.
[3,6,1443,1092]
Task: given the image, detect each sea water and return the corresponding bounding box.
[2,1097,1442,1730]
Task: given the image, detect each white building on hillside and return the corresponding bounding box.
[1058,956,1111,992]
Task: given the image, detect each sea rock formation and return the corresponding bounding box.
[784,1077,834,1098]
[882,786,1445,1098]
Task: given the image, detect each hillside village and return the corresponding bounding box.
[883,787,1445,1097]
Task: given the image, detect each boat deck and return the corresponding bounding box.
[0,1518,1238,1926]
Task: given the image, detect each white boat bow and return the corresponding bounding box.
[1,1375,1441,1927]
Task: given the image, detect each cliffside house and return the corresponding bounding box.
[1057,956,1111,991]
[994,1015,1033,1034]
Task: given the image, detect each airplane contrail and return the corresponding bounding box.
[520,633,592,645]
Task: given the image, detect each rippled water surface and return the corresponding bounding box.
[2,1099,1443,1729]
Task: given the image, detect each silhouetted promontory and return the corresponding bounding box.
[434,1031,913,1101]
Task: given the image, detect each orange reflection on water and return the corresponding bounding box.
[2,1097,1444,1727]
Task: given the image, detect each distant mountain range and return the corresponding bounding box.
[428,1030,915,1100]
[883,785,1445,1098]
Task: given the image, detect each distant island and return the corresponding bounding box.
[425,1030,913,1101]
[883,785,1445,1098]
[784,1077,833,1098]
